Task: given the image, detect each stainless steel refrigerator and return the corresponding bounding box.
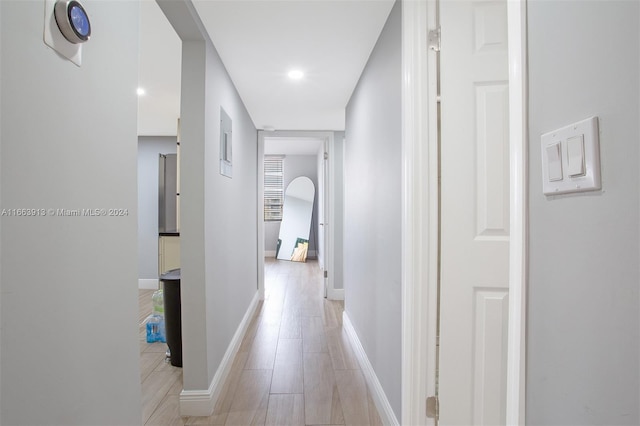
[158,153,178,233]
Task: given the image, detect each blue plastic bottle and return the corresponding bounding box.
[146,315,166,343]
[145,289,166,343]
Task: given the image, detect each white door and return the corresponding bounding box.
[317,147,325,270]
[438,0,510,424]
[321,138,330,298]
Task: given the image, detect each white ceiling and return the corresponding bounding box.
[138,0,182,136]
[138,0,394,137]
[264,137,324,156]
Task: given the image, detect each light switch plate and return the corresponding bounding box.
[541,116,601,195]
[219,107,233,178]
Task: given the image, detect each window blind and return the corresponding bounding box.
[264,156,284,221]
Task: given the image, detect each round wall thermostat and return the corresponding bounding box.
[54,0,91,44]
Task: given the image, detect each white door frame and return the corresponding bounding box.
[400,0,438,424]
[257,131,266,299]
[400,0,528,424]
[505,1,528,423]
[257,130,337,300]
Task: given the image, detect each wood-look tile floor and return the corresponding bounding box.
[139,288,184,425]
[139,259,382,426]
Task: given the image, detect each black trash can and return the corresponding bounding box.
[160,268,182,367]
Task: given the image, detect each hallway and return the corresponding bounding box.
[142,259,382,425]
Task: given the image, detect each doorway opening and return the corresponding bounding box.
[137,0,183,423]
[257,131,344,301]
[400,0,528,424]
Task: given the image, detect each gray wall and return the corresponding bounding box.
[0,1,141,424]
[265,155,319,255]
[344,1,401,420]
[138,136,178,280]
[0,1,3,418]
[527,1,640,424]
[202,33,258,390]
[264,220,280,253]
[176,30,258,391]
[333,132,345,290]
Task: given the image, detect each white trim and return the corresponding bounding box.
[258,132,266,300]
[506,0,528,424]
[179,381,216,417]
[401,1,437,425]
[264,250,317,259]
[138,279,159,290]
[324,132,336,300]
[326,287,344,301]
[179,291,260,416]
[343,312,399,426]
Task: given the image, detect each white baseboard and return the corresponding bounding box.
[179,381,216,417]
[343,312,400,426]
[265,250,318,259]
[138,279,159,290]
[327,287,344,301]
[179,291,260,416]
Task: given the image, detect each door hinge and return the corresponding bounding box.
[428,27,441,52]
[324,152,328,160]
[426,396,439,420]
[324,270,328,278]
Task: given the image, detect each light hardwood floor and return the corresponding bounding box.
[139,259,382,425]
[139,289,184,425]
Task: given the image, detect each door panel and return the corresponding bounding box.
[438,0,509,424]
[317,148,325,269]
[476,83,509,239]
[322,139,329,297]
[472,289,509,425]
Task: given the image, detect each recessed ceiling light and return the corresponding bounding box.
[136,87,146,96]
[287,69,304,80]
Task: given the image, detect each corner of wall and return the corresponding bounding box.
[180,292,260,416]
